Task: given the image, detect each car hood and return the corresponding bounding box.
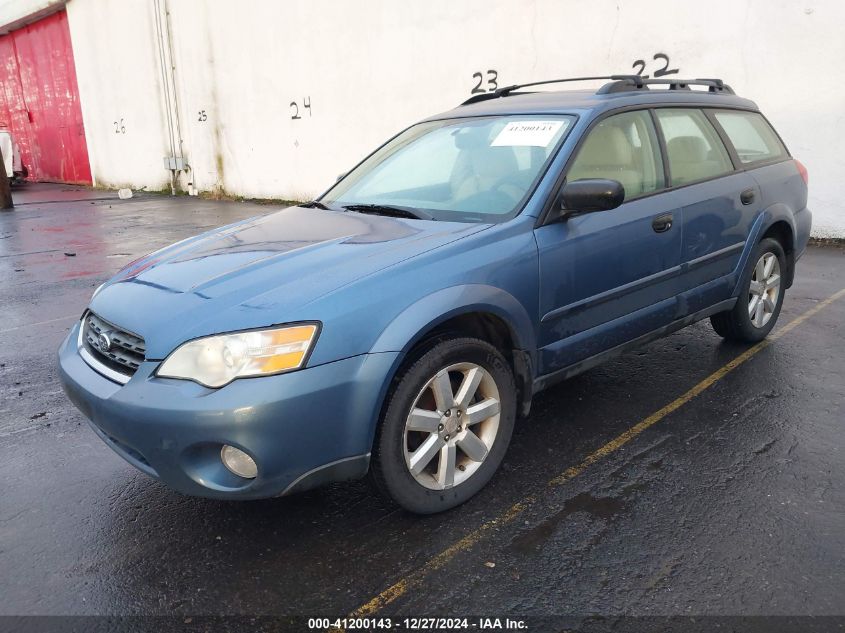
[90,205,489,359]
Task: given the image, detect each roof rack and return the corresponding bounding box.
[597,77,734,94]
[460,75,733,106]
[461,75,641,105]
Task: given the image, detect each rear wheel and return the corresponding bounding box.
[370,337,516,514]
[710,237,786,342]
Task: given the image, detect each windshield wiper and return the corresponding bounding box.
[300,200,337,211]
[342,203,432,221]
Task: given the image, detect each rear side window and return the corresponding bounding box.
[712,110,789,165]
[655,109,733,187]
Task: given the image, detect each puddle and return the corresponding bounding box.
[509,492,625,554]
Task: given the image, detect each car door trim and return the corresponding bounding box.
[534,298,737,392]
[684,241,746,271]
[541,263,683,323]
[539,240,745,325]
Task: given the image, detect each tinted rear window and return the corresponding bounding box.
[713,111,789,165]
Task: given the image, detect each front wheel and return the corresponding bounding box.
[370,337,516,514]
[710,237,786,343]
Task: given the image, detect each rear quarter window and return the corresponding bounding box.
[712,110,789,165]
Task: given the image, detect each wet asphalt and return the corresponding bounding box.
[1,184,844,626]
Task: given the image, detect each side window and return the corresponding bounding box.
[654,109,734,186]
[712,110,789,165]
[567,110,663,201]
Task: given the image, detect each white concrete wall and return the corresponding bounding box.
[63,0,845,237]
[66,0,172,192]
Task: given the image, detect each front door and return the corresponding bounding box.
[534,109,683,375]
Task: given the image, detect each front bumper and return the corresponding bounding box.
[58,321,400,499]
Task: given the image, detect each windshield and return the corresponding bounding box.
[321,115,574,223]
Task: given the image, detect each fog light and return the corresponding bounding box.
[220,445,258,479]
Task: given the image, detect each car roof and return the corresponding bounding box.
[425,88,759,122]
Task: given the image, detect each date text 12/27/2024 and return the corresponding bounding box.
[309,617,528,630]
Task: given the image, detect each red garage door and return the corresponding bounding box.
[0,9,91,184]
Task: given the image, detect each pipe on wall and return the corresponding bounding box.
[152,0,188,195]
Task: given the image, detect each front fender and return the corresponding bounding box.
[369,284,536,359]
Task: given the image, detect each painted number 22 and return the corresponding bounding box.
[631,53,679,78]
[471,70,498,94]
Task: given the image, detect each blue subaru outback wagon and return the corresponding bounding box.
[59,75,811,513]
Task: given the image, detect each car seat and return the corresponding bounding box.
[665,136,726,185]
[450,145,522,204]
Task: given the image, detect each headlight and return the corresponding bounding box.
[157,323,319,388]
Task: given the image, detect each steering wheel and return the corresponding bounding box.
[491,174,526,204]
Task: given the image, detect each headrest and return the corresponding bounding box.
[667,136,709,163]
[579,124,633,166]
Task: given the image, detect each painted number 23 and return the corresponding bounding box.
[471,70,498,94]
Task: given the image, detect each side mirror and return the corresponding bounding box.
[557,179,625,218]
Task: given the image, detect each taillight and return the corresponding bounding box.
[794,159,808,186]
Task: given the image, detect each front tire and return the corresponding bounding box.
[371,337,516,514]
[710,237,786,343]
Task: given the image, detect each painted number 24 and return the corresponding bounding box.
[290,97,312,120]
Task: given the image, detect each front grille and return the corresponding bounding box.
[81,312,146,380]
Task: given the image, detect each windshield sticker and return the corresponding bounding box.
[491,120,566,147]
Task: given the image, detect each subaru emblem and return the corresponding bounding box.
[97,332,112,352]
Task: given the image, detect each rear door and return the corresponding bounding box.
[534,109,683,375]
[653,108,759,310]
[709,109,803,244]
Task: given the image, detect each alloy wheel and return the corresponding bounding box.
[403,362,501,490]
[748,252,781,328]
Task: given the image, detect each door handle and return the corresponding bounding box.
[652,212,674,233]
[740,188,756,205]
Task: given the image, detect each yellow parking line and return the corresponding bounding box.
[350,288,845,618]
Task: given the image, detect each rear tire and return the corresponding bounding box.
[710,237,786,343]
[370,337,516,514]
